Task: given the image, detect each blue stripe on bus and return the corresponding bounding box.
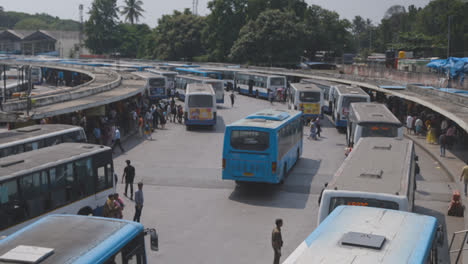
[335,119,347,127]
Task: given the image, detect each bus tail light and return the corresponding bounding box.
[222,158,225,169]
[184,112,188,120]
[272,162,277,173]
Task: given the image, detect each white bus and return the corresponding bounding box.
[300,79,336,113]
[146,68,178,90]
[317,137,417,224]
[0,124,86,158]
[184,83,217,128]
[284,206,441,264]
[0,143,114,236]
[332,85,370,129]
[289,83,324,123]
[235,72,286,99]
[175,75,224,104]
[346,102,403,147]
[133,71,168,101]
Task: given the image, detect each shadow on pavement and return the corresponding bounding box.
[228,158,321,209]
[187,116,226,134]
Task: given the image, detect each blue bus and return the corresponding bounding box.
[222,109,302,184]
[0,214,158,264]
[175,67,221,80]
[283,206,441,264]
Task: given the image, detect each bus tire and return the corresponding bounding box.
[296,149,300,164]
[78,206,93,216]
[283,164,288,178]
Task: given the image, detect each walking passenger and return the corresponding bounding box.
[406,115,413,134]
[133,182,144,222]
[415,117,423,136]
[102,194,116,218]
[113,193,124,219]
[111,127,125,153]
[122,160,135,200]
[459,160,468,196]
[230,92,236,108]
[138,116,143,137]
[272,219,283,264]
[315,117,321,138]
[439,134,447,157]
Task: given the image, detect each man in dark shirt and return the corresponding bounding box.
[121,160,135,200]
[272,218,283,264]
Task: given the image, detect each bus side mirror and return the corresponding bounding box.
[415,155,419,162]
[145,228,159,251]
[436,225,444,246]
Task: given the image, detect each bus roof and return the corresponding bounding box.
[175,68,219,74]
[229,109,301,129]
[0,143,111,181]
[0,124,82,147]
[176,75,222,83]
[186,83,215,95]
[132,71,166,79]
[301,79,337,87]
[350,103,401,126]
[236,72,285,78]
[284,206,437,264]
[335,85,368,96]
[0,214,143,264]
[146,69,177,75]
[328,137,413,195]
[290,83,322,92]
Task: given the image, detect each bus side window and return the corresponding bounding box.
[75,158,94,197]
[49,167,66,208]
[96,166,107,192]
[19,172,43,217]
[0,179,21,229]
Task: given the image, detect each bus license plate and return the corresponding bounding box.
[243,172,253,177]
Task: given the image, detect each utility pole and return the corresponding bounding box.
[192,0,198,15]
[78,4,84,58]
[447,15,452,58]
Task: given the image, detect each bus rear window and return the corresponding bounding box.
[329,197,399,214]
[342,97,367,108]
[270,78,285,86]
[188,95,213,107]
[361,125,399,138]
[149,78,165,87]
[230,130,269,151]
[300,92,320,102]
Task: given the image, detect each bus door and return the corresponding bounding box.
[227,130,271,180]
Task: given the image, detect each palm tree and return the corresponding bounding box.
[120,0,144,24]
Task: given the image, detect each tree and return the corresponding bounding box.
[84,0,120,54]
[204,0,248,61]
[149,9,206,60]
[120,0,144,24]
[229,9,304,64]
[117,23,151,58]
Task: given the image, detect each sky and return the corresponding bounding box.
[0,0,433,27]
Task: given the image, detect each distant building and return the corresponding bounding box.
[0,30,89,58]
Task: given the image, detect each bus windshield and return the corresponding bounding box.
[149,78,165,87]
[300,92,320,102]
[188,95,213,107]
[329,197,399,214]
[361,124,399,137]
[230,130,269,151]
[270,78,285,86]
[208,82,222,91]
[207,73,219,79]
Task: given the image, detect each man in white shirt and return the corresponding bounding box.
[406,115,414,134]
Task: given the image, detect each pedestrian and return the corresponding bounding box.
[308,121,317,140]
[121,160,135,200]
[102,194,116,218]
[415,117,423,136]
[272,218,283,264]
[315,117,321,138]
[439,134,447,157]
[441,119,449,134]
[138,115,143,137]
[426,124,436,144]
[144,123,152,140]
[459,160,468,196]
[406,114,413,134]
[269,89,274,104]
[153,105,159,129]
[171,103,177,123]
[159,109,166,129]
[111,127,125,153]
[93,126,102,145]
[133,182,144,222]
[446,125,456,149]
[113,193,124,219]
[230,92,236,108]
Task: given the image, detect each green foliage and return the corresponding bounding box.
[149,9,206,61]
[120,0,144,25]
[84,0,120,54]
[117,23,151,57]
[0,11,79,31]
[229,9,304,64]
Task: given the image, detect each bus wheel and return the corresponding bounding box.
[296,149,300,164]
[235,180,244,186]
[283,164,288,178]
[78,206,93,216]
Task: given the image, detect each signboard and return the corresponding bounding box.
[189,108,212,120]
[299,103,320,115]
